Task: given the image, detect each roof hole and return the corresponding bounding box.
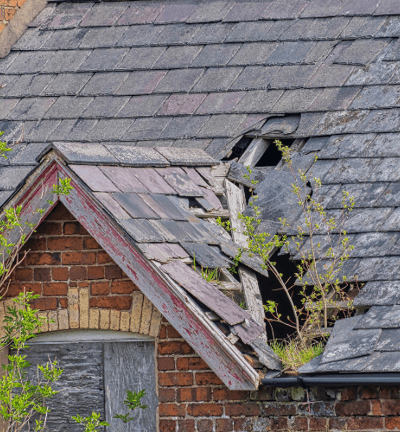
[255,138,296,168]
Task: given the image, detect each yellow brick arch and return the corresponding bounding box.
[0,288,163,339]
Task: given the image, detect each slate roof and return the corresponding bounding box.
[2,0,400,375]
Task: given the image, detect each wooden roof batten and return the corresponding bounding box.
[1,152,261,391]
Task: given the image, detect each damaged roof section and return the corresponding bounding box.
[2,0,400,159]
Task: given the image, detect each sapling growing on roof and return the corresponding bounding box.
[219,140,359,371]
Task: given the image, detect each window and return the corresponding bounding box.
[20,330,158,431]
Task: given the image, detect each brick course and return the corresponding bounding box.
[0,0,25,32]
[9,203,400,431]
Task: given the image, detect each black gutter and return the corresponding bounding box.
[261,374,400,388]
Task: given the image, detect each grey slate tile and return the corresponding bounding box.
[42,50,91,73]
[301,0,352,18]
[112,193,160,219]
[265,41,315,65]
[99,166,149,193]
[363,351,400,372]
[153,23,202,45]
[193,67,243,92]
[105,146,169,166]
[355,305,400,329]
[320,316,381,364]
[24,120,62,143]
[6,74,55,98]
[123,118,172,141]
[78,48,129,72]
[384,39,400,62]
[380,207,400,231]
[337,0,381,16]
[128,168,177,195]
[44,73,92,96]
[186,1,234,23]
[339,16,385,39]
[155,2,197,23]
[326,182,387,209]
[343,208,393,233]
[301,136,330,153]
[375,183,400,207]
[191,44,241,68]
[158,94,206,116]
[139,194,189,220]
[310,86,362,111]
[49,119,98,141]
[115,24,164,47]
[195,92,243,115]
[53,142,118,164]
[155,167,204,196]
[41,2,93,29]
[0,52,18,74]
[117,70,168,95]
[154,69,203,93]
[197,114,247,138]
[80,72,129,96]
[94,192,131,220]
[116,95,168,117]
[86,119,134,141]
[120,219,164,243]
[153,46,203,69]
[354,281,400,307]
[271,89,322,113]
[305,41,339,64]
[347,62,397,86]
[270,65,318,89]
[323,158,381,184]
[7,142,48,166]
[70,164,120,192]
[116,3,164,25]
[172,139,211,150]
[7,98,56,121]
[41,28,88,50]
[6,52,54,75]
[349,232,398,257]
[376,17,400,37]
[116,47,166,70]
[43,96,93,119]
[229,42,279,66]
[306,64,355,87]
[281,17,350,41]
[350,85,400,109]
[157,148,218,167]
[233,89,281,114]
[0,190,14,208]
[80,96,129,119]
[0,166,35,191]
[229,66,278,91]
[368,158,400,182]
[159,116,210,140]
[222,1,271,22]
[80,2,129,27]
[263,0,310,19]
[12,28,54,51]
[0,99,20,119]
[191,23,236,44]
[376,329,400,351]
[181,243,232,268]
[79,26,128,49]
[358,108,400,134]
[361,133,400,157]
[334,39,389,65]
[225,21,274,43]
[373,0,400,15]
[0,75,19,97]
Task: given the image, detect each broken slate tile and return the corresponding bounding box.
[354,281,400,307]
[155,167,203,197]
[70,165,120,192]
[320,316,381,364]
[128,168,176,194]
[112,193,160,219]
[120,219,164,243]
[355,305,400,329]
[139,194,189,221]
[181,243,233,268]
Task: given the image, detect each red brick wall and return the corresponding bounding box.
[10,203,400,431]
[11,203,138,311]
[0,0,26,32]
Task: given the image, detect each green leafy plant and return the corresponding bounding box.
[113,389,148,424]
[72,413,109,432]
[192,254,220,283]
[222,141,358,370]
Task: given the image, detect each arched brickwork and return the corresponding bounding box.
[1,202,162,339]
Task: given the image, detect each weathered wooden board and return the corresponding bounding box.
[104,342,157,432]
[161,260,250,326]
[59,162,259,390]
[238,138,269,167]
[20,342,105,432]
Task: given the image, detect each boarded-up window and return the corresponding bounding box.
[18,331,158,432]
